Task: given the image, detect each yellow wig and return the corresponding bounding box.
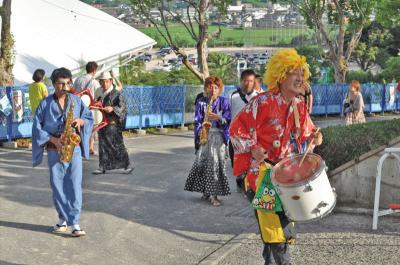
[263,48,310,92]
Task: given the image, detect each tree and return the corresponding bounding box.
[351,22,393,72]
[380,57,400,83]
[0,0,14,86]
[298,0,376,83]
[127,0,230,83]
[296,45,328,83]
[376,0,400,28]
[208,52,237,84]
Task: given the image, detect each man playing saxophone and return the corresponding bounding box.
[32,67,93,237]
[184,76,231,207]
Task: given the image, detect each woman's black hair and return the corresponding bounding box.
[32,69,45,82]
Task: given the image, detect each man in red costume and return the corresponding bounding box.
[230,48,323,265]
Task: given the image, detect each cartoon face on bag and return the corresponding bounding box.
[262,188,276,205]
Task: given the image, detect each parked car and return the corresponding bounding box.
[157,51,167,59]
[237,59,247,71]
[167,58,180,65]
[189,57,197,65]
[160,46,172,54]
[137,54,151,63]
[160,63,172,71]
[259,56,268,65]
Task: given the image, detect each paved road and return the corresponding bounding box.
[0,132,253,265]
[1,119,400,265]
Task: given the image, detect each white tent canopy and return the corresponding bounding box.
[0,0,156,85]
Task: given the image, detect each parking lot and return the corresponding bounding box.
[136,47,278,72]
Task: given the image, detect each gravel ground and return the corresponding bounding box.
[219,212,400,265]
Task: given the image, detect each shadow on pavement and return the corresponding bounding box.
[0,220,50,234]
[0,143,250,243]
[0,261,28,265]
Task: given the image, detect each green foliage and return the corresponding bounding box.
[208,52,237,84]
[380,57,400,82]
[298,0,377,83]
[296,45,327,83]
[314,119,400,171]
[165,68,202,85]
[376,0,400,28]
[351,22,393,71]
[345,70,375,84]
[119,60,201,86]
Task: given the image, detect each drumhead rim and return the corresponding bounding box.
[271,153,326,187]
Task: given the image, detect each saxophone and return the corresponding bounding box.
[60,100,81,163]
[200,96,216,145]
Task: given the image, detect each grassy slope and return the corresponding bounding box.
[139,25,307,47]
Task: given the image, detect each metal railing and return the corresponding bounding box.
[0,83,397,141]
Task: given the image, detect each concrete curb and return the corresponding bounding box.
[333,206,373,216]
[198,231,259,265]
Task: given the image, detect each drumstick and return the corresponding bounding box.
[299,128,320,167]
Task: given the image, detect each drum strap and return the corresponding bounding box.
[292,101,300,135]
[292,101,302,153]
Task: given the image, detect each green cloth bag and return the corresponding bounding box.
[251,168,283,212]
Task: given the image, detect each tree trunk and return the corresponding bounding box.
[0,0,14,86]
[196,0,209,82]
[331,55,347,83]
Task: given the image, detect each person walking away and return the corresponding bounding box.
[73,61,101,155]
[28,69,48,114]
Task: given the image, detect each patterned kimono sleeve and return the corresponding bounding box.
[112,92,128,124]
[78,97,94,160]
[229,98,259,176]
[32,100,51,167]
[194,99,204,150]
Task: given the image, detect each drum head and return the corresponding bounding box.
[81,94,91,107]
[91,109,103,125]
[272,153,323,186]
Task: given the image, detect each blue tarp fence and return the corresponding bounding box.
[0,83,398,141]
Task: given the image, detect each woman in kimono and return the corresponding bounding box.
[92,71,133,174]
[32,67,93,237]
[184,76,231,207]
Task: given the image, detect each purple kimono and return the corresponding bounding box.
[194,95,231,150]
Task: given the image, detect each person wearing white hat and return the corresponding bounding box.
[92,71,133,174]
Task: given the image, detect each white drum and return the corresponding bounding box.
[271,153,336,222]
[91,108,104,127]
[80,94,91,108]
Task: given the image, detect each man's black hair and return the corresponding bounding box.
[240,69,257,80]
[50,67,72,84]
